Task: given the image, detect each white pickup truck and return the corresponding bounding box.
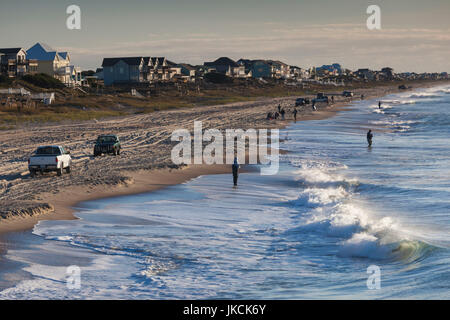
[28,146,72,177]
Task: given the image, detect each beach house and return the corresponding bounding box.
[267,60,291,79]
[26,43,81,86]
[102,56,183,85]
[102,57,145,85]
[204,57,247,78]
[0,47,38,77]
[237,59,271,79]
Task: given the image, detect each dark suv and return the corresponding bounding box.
[94,135,121,157]
[295,98,310,106]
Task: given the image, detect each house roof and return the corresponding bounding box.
[102,57,143,67]
[205,57,238,67]
[27,43,60,61]
[166,60,177,67]
[0,48,24,55]
[58,52,69,60]
[267,60,288,67]
[177,63,195,70]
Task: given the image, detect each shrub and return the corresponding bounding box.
[21,73,65,89]
[204,72,233,84]
[0,74,12,85]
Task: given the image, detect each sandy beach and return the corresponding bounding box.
[0,81,446,234]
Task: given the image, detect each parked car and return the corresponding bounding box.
[28,146,71,177]
[94,134,121,157]
[295,98,310,106]
[343,91,354,97]
[313,93,329,103]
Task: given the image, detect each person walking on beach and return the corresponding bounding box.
[367,129,373,147]
[232,157,240,187]
[293,108,298,122]
[312,101,317,111]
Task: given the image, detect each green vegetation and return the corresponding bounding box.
[0,74,13,87]
[0,78,446,130]
[21,73,65,89]
[204,73,233,84]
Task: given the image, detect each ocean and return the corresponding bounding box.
[1,84,449,299]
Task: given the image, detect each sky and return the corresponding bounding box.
[0,0,449,72]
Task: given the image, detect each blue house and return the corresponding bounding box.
[102,57,144,85]
[250,60,271,78]
[237,59,272,78]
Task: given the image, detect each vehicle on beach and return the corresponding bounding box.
[342,91,354,97]
[295,97,310,106]
[28,146,71,177]
[94,134,121,157]
[312,92,329,103]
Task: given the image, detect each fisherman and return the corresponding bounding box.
[367,129,373,147]
[232,157,240,186]
[293,108,298,122]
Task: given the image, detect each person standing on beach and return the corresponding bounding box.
[232,157,240,187]
[378,101,382,109]
[312,101,317,111]
[367,130,373,147]
[280,108,286,120]
[293,108,298,122]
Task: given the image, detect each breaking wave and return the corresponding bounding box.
[291,160,436,262]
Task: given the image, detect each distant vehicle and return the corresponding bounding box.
[295,98,310,106]
[28,146,71,177]
[342,91,354,97]
[94,134,121,157]
[313,92,329,103]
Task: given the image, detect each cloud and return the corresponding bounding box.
[65,24,450,72]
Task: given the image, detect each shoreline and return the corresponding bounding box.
[0,80,448,235]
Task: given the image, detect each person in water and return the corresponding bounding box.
[232,157,240,186]
[367,129,373,147]
[378,101,382,109]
